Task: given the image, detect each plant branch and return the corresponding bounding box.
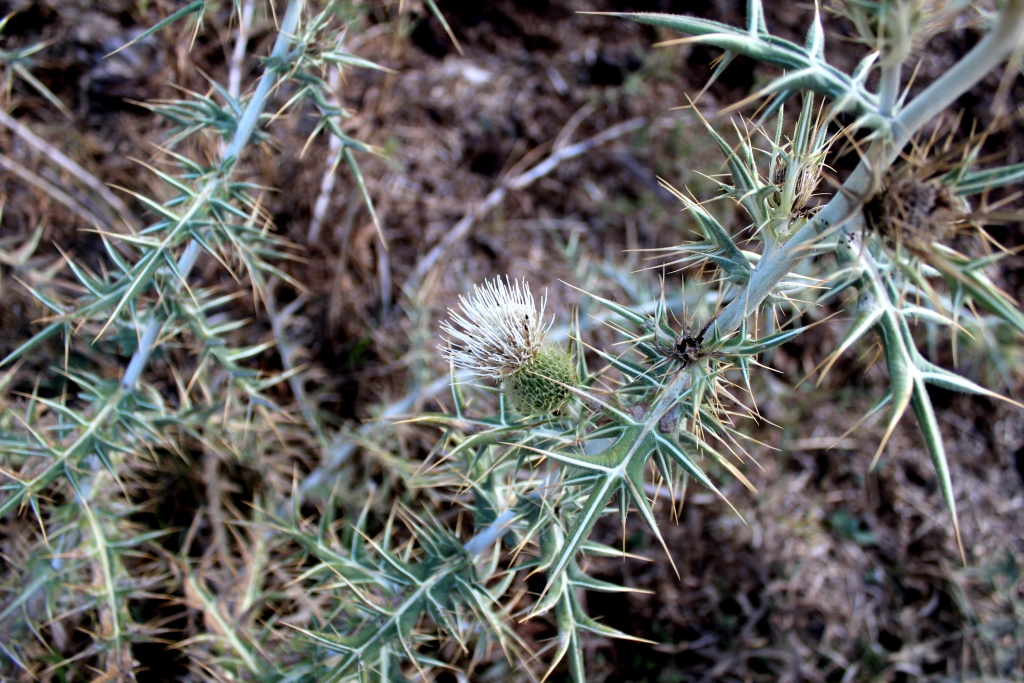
[713,0,1024,337]
[120,0,304,391]
[463,508,518,556]
[877,60,901,118]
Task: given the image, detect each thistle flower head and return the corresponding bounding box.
[440,276,551,380]
[441,276,576,414]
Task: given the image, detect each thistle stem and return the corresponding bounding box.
[713,0,1024,338]
[877,60,901,118]
[464,508,518,556]
[120,0,303,391]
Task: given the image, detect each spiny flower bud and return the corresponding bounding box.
[440,276,576,414]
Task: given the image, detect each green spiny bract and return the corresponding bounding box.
[505,344,576,414]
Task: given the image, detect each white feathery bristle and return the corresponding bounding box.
[440,276,551,380]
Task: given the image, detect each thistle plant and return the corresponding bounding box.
[392,0,1024,679]
[1,0,1023,681]
[0,1,388,678]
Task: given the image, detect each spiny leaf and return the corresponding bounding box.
[691,113,768,229]
[9,63,72,119]
[950,161,1024,196]
[423,0,464,55]
[940,262,1024,334]
[918,363,1023,407]
[671,187,753,283]
[873,311,915,469]
[604,12,874,114]
[909,377,964,561]
[0,321,64,367]
[563,281,656,330]
[804,5,824,59]
[551,592,586,683]
[718,323,808,358]
[107,0,205,57]
[815,305,884,383]
[343,147,384,248]
[542,458,622,597]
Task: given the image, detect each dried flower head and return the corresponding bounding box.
[864,171,969,258]
[441,276,575,414]
[769,154,823,215]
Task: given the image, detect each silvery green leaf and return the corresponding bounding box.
[874,313,915,463]
[909,379,963,558]
[950,161,1024,196]
[611,12,876,114]
[106,0,205,57]
[805,6,825,60]
[816,306,884,380]
[901,306,956,327]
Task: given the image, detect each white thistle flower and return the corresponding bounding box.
[440,276,551,380]
[441,276,576,414]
